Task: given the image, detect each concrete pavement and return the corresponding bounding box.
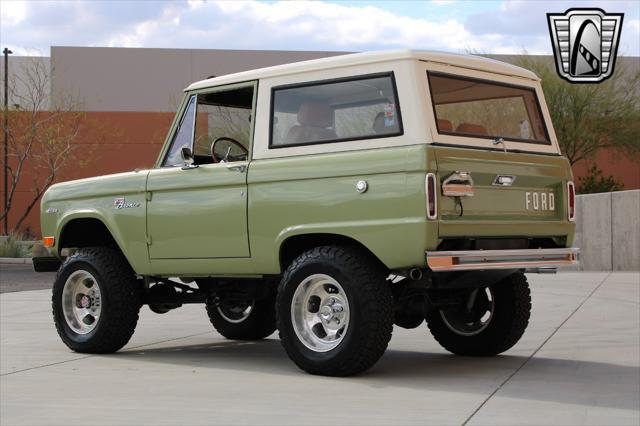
[1,272,639,425]
[0,264,56,293]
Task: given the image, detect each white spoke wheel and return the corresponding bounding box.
[291,274,350,352]
[217,300,254,324]
[277,246,393,377]
[61,270,102,334]
[205,289,276,340]
[440,287,494,336]
[52,247,142,354]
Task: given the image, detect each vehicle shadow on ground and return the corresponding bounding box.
[114,338,639,411]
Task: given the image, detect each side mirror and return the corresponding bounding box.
[180,147,198,169]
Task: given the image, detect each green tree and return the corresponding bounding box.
[515,54,640,165]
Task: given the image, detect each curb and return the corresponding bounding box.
[0,258,32,265]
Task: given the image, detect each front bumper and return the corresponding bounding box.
[32,256,62,272]
[426,248,579,272]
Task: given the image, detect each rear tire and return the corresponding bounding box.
[206,297,276,340]
[52,247,142,354]
[276,246,393,376]
[426,272,531,356]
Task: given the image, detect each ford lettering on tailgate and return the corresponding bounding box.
[525,191,555,211]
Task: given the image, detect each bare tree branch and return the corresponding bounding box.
[1,57,89,236]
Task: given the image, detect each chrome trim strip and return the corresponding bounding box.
[426,248,579,272]
[429,248,579,257]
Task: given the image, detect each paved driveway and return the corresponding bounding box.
[1,272,638,425]
[0,264,56,293]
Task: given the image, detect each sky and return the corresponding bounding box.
[1,0,639,57]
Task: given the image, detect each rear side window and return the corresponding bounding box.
[428,72,550,145]
[270,73,402,148]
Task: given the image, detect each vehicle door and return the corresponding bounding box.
[146,82,256,259]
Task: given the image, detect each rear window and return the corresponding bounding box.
[270,73,402,148]
[428,72,550,145]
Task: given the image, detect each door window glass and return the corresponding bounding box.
[163,96,196,167]
[193,85,253,164]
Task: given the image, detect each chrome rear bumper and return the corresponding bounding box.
[426,248,579,272]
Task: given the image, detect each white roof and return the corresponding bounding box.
[186,49,539,91]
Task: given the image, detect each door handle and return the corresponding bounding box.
[227,165,246,173]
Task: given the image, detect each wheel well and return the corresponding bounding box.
[279,233,387,273]
[59,218,119,250]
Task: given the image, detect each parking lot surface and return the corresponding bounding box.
[0,264,56,293]
[1,271,639,425]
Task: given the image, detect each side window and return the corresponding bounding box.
[270,73,402,148]
[163,96,196,167]
[193,85,254,164]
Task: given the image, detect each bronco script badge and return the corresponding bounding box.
[114,197,140,209]
[547,8,623,83]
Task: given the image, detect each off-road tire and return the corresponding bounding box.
[205,298,276,340]
[426,272,531,356]
[52,247,142,353]
[277,246,393,376]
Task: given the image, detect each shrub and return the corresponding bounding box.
[0,234,28,258]
[577,163,624,194]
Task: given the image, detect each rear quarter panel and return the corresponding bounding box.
[247,145,434,272]
[244,58,435,272]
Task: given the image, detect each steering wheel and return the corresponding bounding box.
[211,137,248,163]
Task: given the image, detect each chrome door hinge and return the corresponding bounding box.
[146,235,152,245]
[145,192,152,201]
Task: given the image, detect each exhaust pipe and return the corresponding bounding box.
[409,268,423,281]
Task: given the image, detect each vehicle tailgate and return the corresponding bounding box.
[433,146,572,237]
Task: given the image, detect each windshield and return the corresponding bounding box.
[428,72,550,145]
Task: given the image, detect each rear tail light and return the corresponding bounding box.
[426,173,438,220]
[567,181,576,222]
[43,236,55,248]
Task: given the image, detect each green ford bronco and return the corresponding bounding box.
[35,50,579,376]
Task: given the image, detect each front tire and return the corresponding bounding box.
[277,246,393,376]
[426,272,531,356]
[52,247,142,353]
